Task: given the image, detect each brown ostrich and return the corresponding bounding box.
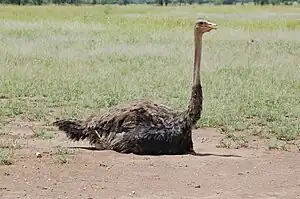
[53,18,217,155]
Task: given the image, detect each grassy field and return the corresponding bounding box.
[0,4,299,145]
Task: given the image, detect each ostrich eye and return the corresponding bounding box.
[199,22,204,25]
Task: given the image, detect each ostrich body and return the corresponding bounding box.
[53,19,217,155]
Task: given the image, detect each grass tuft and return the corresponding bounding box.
[53,146,74,164]
[0,149,14,165]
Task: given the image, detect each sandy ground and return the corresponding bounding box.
[0,123,299,199]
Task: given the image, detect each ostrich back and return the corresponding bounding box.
[54,99,194,155]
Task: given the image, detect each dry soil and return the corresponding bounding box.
[0,122,299,199]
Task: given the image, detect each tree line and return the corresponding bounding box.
[0,0,298,6]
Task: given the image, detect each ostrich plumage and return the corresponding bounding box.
[53,18,217,155]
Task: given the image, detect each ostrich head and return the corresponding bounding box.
[194,18,217,35]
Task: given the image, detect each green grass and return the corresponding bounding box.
[0,5,299,141]
[54,146,74,164]
[0,140,17,165]
[0,149,14,165]
[31,129,54,139]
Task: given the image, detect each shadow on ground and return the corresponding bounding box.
[67,146,242,158]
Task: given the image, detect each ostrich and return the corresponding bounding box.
[53,18,217,155]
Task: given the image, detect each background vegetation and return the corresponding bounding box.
[0,5,299,143]
[1,0,300,6]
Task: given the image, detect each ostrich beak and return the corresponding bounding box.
[207,22,217,30]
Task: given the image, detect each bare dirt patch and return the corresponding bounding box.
[0,122,299,199]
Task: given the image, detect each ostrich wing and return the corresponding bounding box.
[85,99,178,134]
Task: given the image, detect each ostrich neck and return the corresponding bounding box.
[193,33,202,85]
[184,32,203,127]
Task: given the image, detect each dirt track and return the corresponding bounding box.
[1,124,300,199]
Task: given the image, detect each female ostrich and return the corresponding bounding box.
[53,18,217,155]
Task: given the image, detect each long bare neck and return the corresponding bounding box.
[184,31,203,127]
[193,32,202,85]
